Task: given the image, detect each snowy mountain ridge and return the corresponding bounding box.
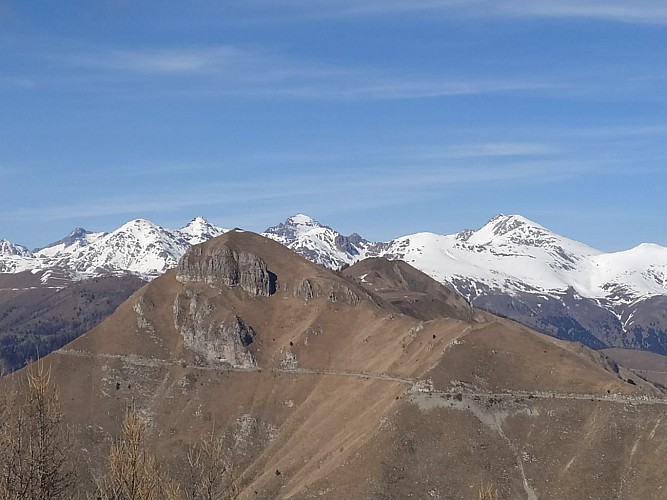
[262,214,371,269]
[2,212,666,352]
[262,213,667,308]
[1,217,228,279]
[2,213,665,305]
[0,239,36,273]
[259,214,667,353]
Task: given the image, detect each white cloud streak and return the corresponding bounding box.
[502,0,667,25]
[73,46,257,75]
[260,0,667,24]
[416,142,556,159]
[61,45,555,101]
[3,158,598,224]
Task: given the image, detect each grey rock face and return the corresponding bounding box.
[327,285,360,305]
[176,244,276,297]
[173,291,257,368]
[334,233,367,256]
[292,277,362,306]
[133,297,155,333]
[294,279,314,301]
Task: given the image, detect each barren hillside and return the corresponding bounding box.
[6,231,667,499]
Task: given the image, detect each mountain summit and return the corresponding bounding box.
[263,214,371,268]
[0,239,32,257]
[177,216,227,245]
[0,239,35,273]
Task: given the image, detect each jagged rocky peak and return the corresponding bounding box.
[0,239,33,257]
[183,216,214,231]
[488,213,540,237]
[63,226,91,241]
[264,213,323,240]
[455,229,475,242]
[176,240,276,297]
[42,226,98,249]
[334,232,367,255]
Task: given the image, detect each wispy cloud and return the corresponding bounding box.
[66,45,338,81]
[72,46,255,75]
[576,124,667,138]
[262,79,555,101]
[416,142,556,159]
[60,45,555,101]
[501,0,667,25]
[3,158,597,224]
[261,0,667,24]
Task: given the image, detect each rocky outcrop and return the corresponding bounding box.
[294,278,314,301]
[176,244,276,297]
[173,291,257,369]
[133,296,155,333]
[334,233,366,256]
[292,278,361,306]
[328,285,360,305]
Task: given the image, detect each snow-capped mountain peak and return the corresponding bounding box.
[289,213,319,225]
[264,213,324,241]
[36,227,107,258]
[52,218,188,278]
[0,239,33,257]
[461,214,602,267]
[2,217,232,280]
[263,214,372,269]
[0,239,36,273]
[177,216,227,245]
[455,214,552,245]
[487,213,541,236]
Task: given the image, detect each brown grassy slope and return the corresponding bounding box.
[603,347,667,388]
[5,231,667,500]
[343,257,474,322]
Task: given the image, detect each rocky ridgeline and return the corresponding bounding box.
[176,243,276,297]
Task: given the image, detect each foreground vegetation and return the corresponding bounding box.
[0,362,236,500]
[1,361,502,499]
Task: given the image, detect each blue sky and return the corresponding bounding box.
[0,1,665,251]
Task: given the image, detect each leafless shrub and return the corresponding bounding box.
[97,406,181,500]
[478,483,499,500]
[0,361,75,500]
[185,429,237,500]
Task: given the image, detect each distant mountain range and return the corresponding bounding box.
[0,216,226,277]
[2,213,666,354]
